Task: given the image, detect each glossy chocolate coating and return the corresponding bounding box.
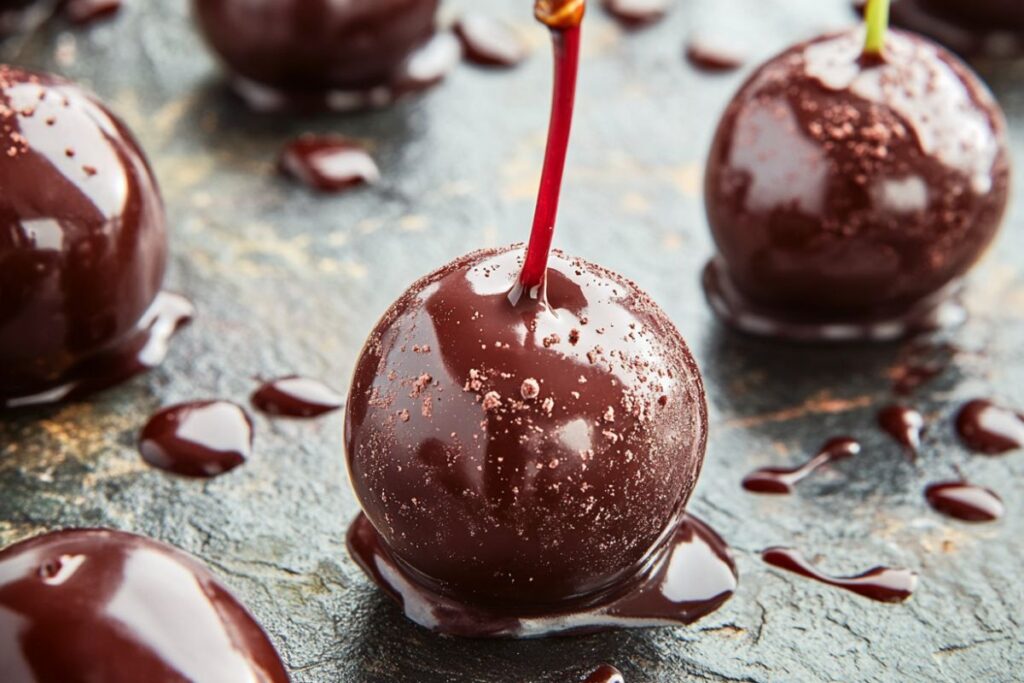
[704,30,1009,336]
[0,66,169,405]
[0,528,289,683]
[345,246,708,610]
[192,0,439,92]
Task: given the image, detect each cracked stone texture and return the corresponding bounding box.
[1,1,1023,681]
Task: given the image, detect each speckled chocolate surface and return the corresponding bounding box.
[1,1,1022,681]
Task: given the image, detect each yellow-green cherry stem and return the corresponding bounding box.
[864,0,892,56]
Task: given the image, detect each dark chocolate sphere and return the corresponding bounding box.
[192,0,439,92]
[704,29,1009,336]
[0,528,289,682]
[345,247,708,609]
[0,65,167,403]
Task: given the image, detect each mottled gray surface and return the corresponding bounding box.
[1,1,1023,681]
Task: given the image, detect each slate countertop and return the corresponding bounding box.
[1,1,1022,681]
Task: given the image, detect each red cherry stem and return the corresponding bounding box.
[516,1,585,300]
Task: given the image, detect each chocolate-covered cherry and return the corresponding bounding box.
[703,20,1010,341]
[0,65,188,409]
[346,246,707,608]
[0,528,289,682]
[192,0,439,97]
[345,0,731,636]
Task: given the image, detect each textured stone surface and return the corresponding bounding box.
[1,1,1022,681]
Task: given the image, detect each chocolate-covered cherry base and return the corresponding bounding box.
[192,0,456,112]
[344,246,726,634]
[889,0,1024,60]
[0,529,289,682]
[0,66,190,409]
[703,29,1009,342]
[348,511,736,637]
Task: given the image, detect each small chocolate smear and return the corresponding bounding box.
[925,481,1004,522]
[762,547,917,603]
[955,399,1024,454]
[455,14,528,67]
[582,664,625,683]
[279,135,379,193]
[252,376,344,418]
[139,401,253,478]
[685,36,746,72]
[742,437,861,494]
[877,404,924,459]
[603,0,668,27]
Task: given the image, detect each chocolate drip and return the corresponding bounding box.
[877,404,924,458]
[742,438,861,494]
[925,481,1004,522]
[762,547,917,603]
[279,136,379,193]
[251,376,343,418]
[955,399,1024,454]
[139,401,253,478]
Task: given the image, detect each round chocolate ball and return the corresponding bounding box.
[0,65,167,404]
[703,29,1010,339]
[0,528,289,682]
[192,0,440,93]
[345,246,708,610]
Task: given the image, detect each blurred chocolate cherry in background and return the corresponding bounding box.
[344,0,734,636]
[192,0,452,110]
[703,0,1010,342]
[0,65,191,409]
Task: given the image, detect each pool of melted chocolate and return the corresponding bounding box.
[347,511,736,637]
